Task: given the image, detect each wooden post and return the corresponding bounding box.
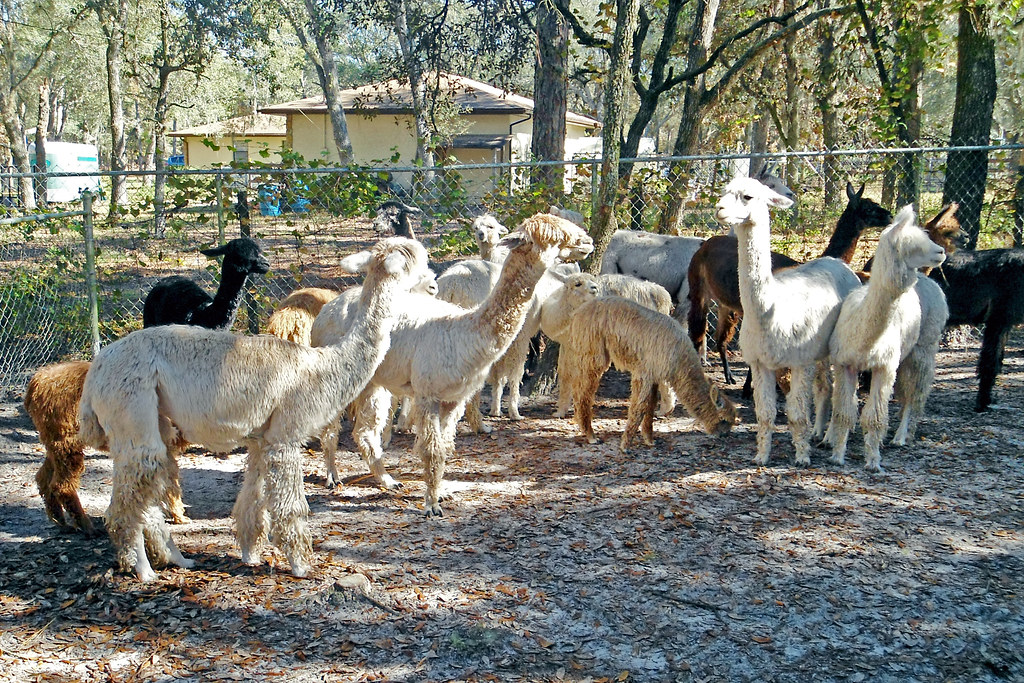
[81,192,101,356]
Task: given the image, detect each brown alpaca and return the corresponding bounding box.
[24,361,188,536]
[265,287,340,345]
[561,297,737,452]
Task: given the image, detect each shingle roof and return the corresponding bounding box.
[169,114,286,138]
[259,73,601,129]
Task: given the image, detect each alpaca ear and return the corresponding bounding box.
[382,251,410,275]
[498,233,528,251]
[768,190,794,210]
[403,203,423,215]
[339,250,372,274]
[893,204,916,229]
[846,181,865,201]
[201,244,228,258]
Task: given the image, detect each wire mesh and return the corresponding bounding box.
[1,146,1020,395]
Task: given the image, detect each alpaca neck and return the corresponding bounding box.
[470,246,548,353]
[735,215,778,323]
[200,268,251,329]
[821,208,865,263]
[857,248,918,339]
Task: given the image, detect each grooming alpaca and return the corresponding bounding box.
[77,237,431,581]
[557,295,737,451]
[688,182,892,385]
[143,237,270,329]
[717,176,861,466]
[24,361,188,536]
[314,214,594,514]
[827,206,948,470]
[265,287,340,345]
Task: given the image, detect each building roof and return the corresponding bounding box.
[259,73,601,129]
[169,114,287,138]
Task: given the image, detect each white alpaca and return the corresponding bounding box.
[313,213,594,515]
[716,176,861,466]
[472,214,509,262]
[827,206,948,471]
[76,237,432,581]
[597,273,673,316]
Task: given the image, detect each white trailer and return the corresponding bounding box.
[27,141,102,203]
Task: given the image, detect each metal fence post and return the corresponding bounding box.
[81,191,101,357]
[216,171,225,244]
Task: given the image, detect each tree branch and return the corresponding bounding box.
[551,0,612,50]
[854,0,891,92]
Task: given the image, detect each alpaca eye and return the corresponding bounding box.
[743,194,754,201]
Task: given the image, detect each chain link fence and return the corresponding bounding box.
[2,146,1021,395]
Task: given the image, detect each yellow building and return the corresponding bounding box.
[259,73,602,195]
[168,114,288,167]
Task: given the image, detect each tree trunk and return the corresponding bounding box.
[815,10,840,207]
[782,0,800,204]
[943,0,996,249]
[587,0,641,272]
[99,0,128,219]
[655,0,722,235]
[35,81,50,208]
[301,0,354,164]
[0,96,35,210]
[1014,146,1024,247]
[393,0,434,188]
[153,65,171,237]
[531,0,569,199]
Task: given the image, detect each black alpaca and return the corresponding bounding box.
[931,248,1024,411]
[372,200,421,239]
[143,237,270,330]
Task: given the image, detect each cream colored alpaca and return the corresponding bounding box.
[560,296,737,451]
[716,176,861,466]
[265,287,340,345]
[313,213,594,515]
[77,237,431,581]
[472,214,509,262]
[827,206,948,471]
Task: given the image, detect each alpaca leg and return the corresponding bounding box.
[462,392,492,434]
[490,379,506,418]
[158,416,188,523]
[892,342,938,445]
[142,504,193,570]
[233,442,269,566]
[106,449,163,582]
[861,366,896,472]
[320,412,343,488]
[395,396,414,433]
[811,361,832,442]
[354,385,401,489]
[784,365,816,467]
[415,399,447,517]
[975,322,1009,412]
[717,311,740,385]
[750,363,778,465]
[554,350,573,418]
[380,395,398,448]
[571,357,606,445]
[621,376,656,452]
[36,452,67,528]
[506,354,527,421]
[263,444,313,577]
[829,365,859,465]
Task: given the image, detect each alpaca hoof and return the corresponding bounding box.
[380,475,403,490]
[172,556,195,570]
[240,549,261,567]
[508,412,523,421]
[829,454,845,466]
[289,562,311,578]
[135,567,158,583]
[586,435,602,445]
[169,514,191,525]
[325,477,338,489]
[424,504,444,518]
[864,460,884,473]
[554,409,568,419]
[478,423,493,434]
[752,455,769,466]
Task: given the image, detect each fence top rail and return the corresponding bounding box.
[0,144,1020,180]
[0,208,87,227]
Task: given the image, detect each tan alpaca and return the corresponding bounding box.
[560,296,737,452]
[265,287,341,345]
[24,360,188,537]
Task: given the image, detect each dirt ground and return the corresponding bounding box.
[1,323,1023,682]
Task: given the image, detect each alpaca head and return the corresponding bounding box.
[879,205,947,276]
[372,200,422,238]
[201,237,270,278]
[548,205,586,227]
[472,214,508,255]
[504,213,594,265]
[842,181,893,230]
[715,176,795,230]
[706,384,738,436]
[925,203,966,255]
[340,237,435,293]
[754,162,797,206]
[559,273,601,311]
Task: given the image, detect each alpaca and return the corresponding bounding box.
[77,237,432,581]
[559,296,737,451]
[930,244,1024,411]
[472,214,509,262]
[372,200,421,239]
[264,287,340,345]
[313,213,594,515]
[24,361,189,536]
[688,181,892,385]
[716,176,861,466]
[827,206,948,470]
[539,273,676,417]
[601,171,795,319]
[143,237,270,329]
[863,203,963,276]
